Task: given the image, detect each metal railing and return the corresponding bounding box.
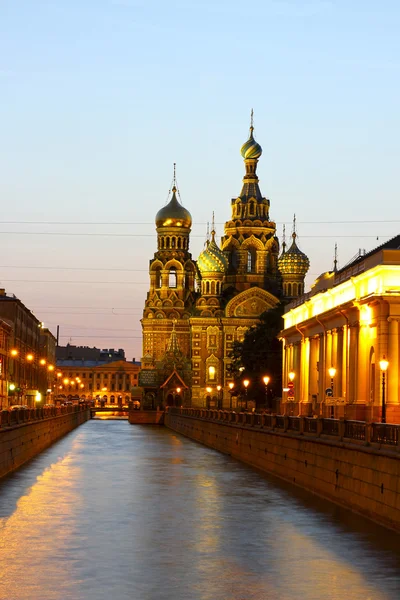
[166,407,400,451]
[372,423,399,446]
[0,404,89,429]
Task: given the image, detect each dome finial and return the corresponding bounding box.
[250,108,254,133]
[282,223,286,254]
[292,214,297,241]
[211,211,216,242]
[172,162,177,193]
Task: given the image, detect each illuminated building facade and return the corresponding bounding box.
[55,358,140,405]
[141,118,309,408]
[280,236,400,422]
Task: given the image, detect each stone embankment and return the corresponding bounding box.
[165,408,400,533]
[0,405,90,479]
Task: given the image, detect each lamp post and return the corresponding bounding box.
[176,386,181,407]
[379,356,389,424]
[206,386,212,409]
[328,367,336,395]
[263,376,270,410]
[328,367,336,418]
[228,382,234,411]
[216,385,222,409]
[243,379,249,410]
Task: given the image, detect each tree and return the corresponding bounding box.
[227,304,284,408]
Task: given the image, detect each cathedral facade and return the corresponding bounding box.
[140,120,309,408]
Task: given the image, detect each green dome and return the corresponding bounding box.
[240,127,262,160]
[197,232,228,275]
[278,233,310,276]
[155,187,192,229]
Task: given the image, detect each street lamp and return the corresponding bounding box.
[263,376,270,410]
[206,386,212,409]
[328,367,336,394]
[228,382,234,410]
[288,371,295,382]
[217,384,222,409]
[243,379,250,410]
[379,356,389,424]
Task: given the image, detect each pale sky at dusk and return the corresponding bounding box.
[1,0,399,361]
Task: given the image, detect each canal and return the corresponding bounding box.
[0,420,399,600]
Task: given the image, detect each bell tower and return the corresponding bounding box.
[142,167,197,363]
[221,112,280,294]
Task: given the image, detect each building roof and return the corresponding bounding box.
[336,234,400,275]
[57,359,141,368]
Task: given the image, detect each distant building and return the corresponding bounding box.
[0,289,43,407]
[56,344,126,363]
[280,236,400,422]
[0,319,12,409]
[56,356,141,405]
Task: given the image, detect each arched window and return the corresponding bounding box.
[288,283,292,296]
[211,281,215,295]
[247,249,256,273]
[169,267,177,288]
[171,237,176,248]
[177,237,181,249]
[293,283,298,296]
[155,268,161,289]
[229,249,239,273]
[206,281,210,295]
[249,200,256,217]
[166,237,170,249]
[235,201,242,218]
[208,365,216,381]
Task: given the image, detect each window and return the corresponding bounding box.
[169,267,177,288]
[96,383,100,390]
[208,366,216,381]
[247,249,256,273]
[97,374,100,379]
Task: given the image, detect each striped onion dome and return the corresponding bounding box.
[197,231,228,275]
[240,126,262,160]
[278,233,310,276]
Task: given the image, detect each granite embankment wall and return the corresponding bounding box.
[0,407,90,479]
[165,411,400,533]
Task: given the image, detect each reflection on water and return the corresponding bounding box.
[0,421,399,600]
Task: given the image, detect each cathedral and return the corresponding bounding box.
[140,118,310,408]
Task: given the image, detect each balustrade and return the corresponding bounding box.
[166,407,400,450]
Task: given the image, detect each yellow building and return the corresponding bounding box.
[55,359,140,405]
[141,118,309,408]
[280,236,400,422]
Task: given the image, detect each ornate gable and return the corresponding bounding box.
[225,287,279,318]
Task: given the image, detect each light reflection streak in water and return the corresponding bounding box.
[0,421,398,600]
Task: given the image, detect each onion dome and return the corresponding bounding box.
[155,186,192,228]
[278,232,310,276]
[197,231,228,274]
[240,126,262,160]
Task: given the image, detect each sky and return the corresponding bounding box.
[1,0,399,361]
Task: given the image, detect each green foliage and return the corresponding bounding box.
[227,304,284,406]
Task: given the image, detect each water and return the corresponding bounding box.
[0,420,399,600]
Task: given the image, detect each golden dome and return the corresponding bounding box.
[155,187,192,229]
[278,233,310,276]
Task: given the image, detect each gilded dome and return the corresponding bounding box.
[155,187,192,229]
[278,233,310,276]
[197,231,228,275]
[240,127,262,160]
